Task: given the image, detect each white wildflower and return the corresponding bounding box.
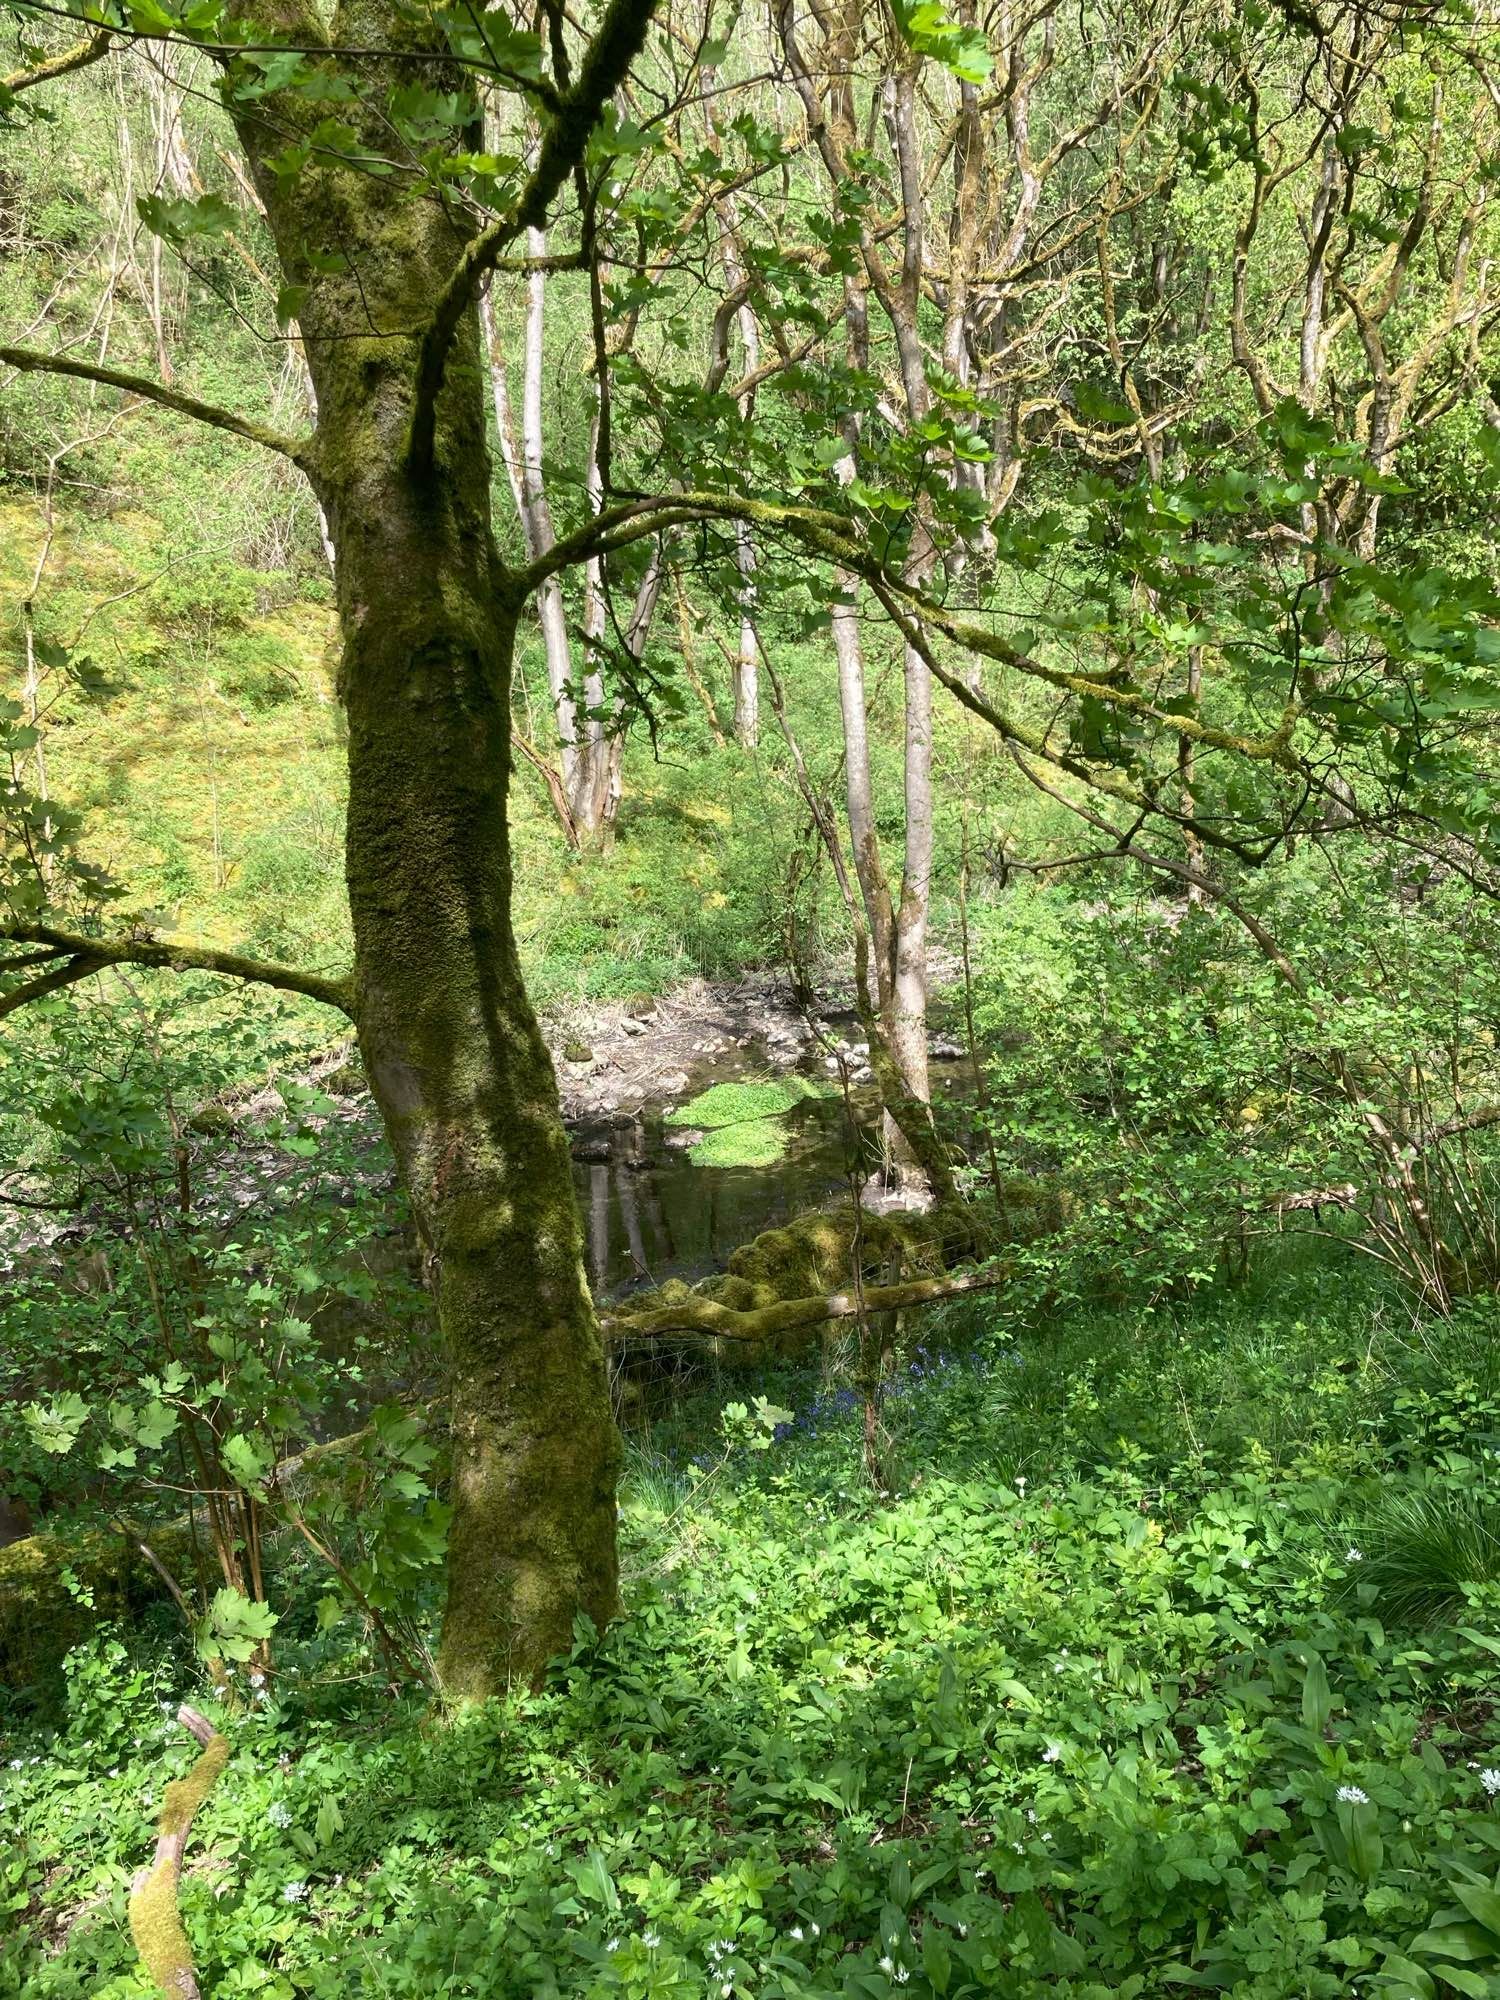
[8,1758,21,1770]
[1336,1784,1370,1805]
[894,1970,910,1986]
[879,1956,894,1975]
[790,1925,804,1940]
[1482,1769,1500,1796]
[605,1939,621,1953]
[282,1881,307,1904]
[248,1672,265,1688]
[1346,1547,1363,1562]
[643,1931,660,1949]
[1041,1742,1061,1763]
[810,1922,820,1937]
[267,1801,293,1828]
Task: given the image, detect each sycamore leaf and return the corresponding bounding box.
[136,191,240,246]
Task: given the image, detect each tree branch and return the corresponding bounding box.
[522,488,1303,817]
[0,347,314,470]
[407,0,661,474]
[0,922,354,1017]
[0,952,104,1020]
[4,26,111,95]
[128,1705,230,2000]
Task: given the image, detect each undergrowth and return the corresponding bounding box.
[7,1270,1500,1998]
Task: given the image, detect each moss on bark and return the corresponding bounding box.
[219,39,622,1702]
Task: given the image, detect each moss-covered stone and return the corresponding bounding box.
[665,1076,827,1130]
[187,1103,235,1136]
[321,1060,367,1098]
[684,1117,789,1168]
[0,1523,192,1694]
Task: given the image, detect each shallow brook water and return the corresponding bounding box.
[566,1038,974,1299]
[569,1090,862,1299]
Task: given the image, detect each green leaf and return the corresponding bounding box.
[222,1432,275,1495]
[23,1392,89,1455]
[1451,1885,1500,1943]
[136,191,240,246]
[1412,1924,1500,1964]
[923,1928,952,1995]
[1432,1970,1495,1999]
[1301,1653,1333,1733]
[198,1585,278,1663]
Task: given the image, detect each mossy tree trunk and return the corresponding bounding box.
[227,18,622,1700]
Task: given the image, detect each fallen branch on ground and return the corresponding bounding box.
[128,1704,230,2000]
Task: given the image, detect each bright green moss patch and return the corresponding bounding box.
[682,1116,790,1168]
[665,1076,827,1128]
[665,1076,831,1168]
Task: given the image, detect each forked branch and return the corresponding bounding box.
[408,0,661,475]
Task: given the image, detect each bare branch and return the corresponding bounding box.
[407,0,661,475]
[0,921,353,1016]
[0,346,314,469]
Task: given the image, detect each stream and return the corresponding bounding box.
[567,1034,974,1299]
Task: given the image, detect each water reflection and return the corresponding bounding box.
[571,1094,870,1299]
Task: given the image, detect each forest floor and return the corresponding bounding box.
[7,1262,1500,1999]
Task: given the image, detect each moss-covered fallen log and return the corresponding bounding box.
[601,1262,1007,1342]
[603,1187,1056,1362]
[128,1704,231,2000]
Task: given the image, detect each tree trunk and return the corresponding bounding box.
[235,85,621,1701]
[341,588,620,1698]
[732,522,760,747]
